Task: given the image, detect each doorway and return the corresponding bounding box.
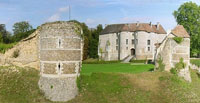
[131,48,135,56]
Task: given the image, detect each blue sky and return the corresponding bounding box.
[0,0,200,32]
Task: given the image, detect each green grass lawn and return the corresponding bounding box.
[191,59,200,67]
[81,63,154,75]
[2,64,200,103]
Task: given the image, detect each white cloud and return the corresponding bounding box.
[47,6,69,22]
[58,7,69,12]
[47,13,60,22]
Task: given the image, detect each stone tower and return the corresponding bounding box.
[38,21,83,101]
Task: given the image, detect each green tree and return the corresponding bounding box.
[173,2,200,57]
[13,21,33,35]
[89,24,103,58]
[12,21,34,42]
[0,32,3,43]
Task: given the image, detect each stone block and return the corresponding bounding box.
[62,63,76,74]
[40,50,81,61]
[43,63,57,74]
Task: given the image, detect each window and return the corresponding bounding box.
[132,39,134,45]
[126,47,128,50]
[126,39,128,45]
[116,46,118,50]
[136,39,138,44]
[148,47,150,51]
[147,40,150,45]
[116,39,118,45]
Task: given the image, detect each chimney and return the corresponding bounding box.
[149,22,152,28]
[157,22,160,30]
[136,21,140,27]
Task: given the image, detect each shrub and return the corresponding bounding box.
[175,58,186,71]
[170,58,186,75]
[156,56,165,71]
[173,37,183,44]
[83,58,120,64]
[13,49,20,58]
[170,68,177,75]
[130,60,146,63]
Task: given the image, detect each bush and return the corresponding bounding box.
[130,60,146,63]
[156,56,165,71]
[175,58,186,71]
[170,58,186,75]
[13,49,20,58]
[170,68,177,75]
[83,59,120,64]
[173,37,183,44]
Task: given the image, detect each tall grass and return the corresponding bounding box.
[0,43,16,53]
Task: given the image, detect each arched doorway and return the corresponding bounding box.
[131,48,135,56]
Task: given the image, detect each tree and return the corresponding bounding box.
[89,24,103,58]
[13,21,33,35]
[173,2,200,57]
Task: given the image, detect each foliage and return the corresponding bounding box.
[13,21,33,35]
[173,37,183,44]
[88,24,103,58]
[156,56,165,71]
[13,49,20,58]
[170,68,177,75]
[11,29,36,42]
[190,59,200,67]
[130,59,146,63]
[83,58,120,64]
[175,58,186,71]
[0,43,16,53]
[173,2,200,57]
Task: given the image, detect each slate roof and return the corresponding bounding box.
[171,25,190,38]
[100,23,167,35]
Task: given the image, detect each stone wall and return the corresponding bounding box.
[155,37,191,81]
[0,30,40,69]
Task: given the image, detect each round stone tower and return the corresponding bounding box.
[38,21,83,102]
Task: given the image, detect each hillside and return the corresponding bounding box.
[0,65,200,103]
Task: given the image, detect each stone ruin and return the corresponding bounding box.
[155,25,191,82]
[0,21,83,101]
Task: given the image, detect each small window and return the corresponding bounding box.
[148,47,150,51]
[116,46,118,50]
[116,39,118,45]
[126,39,128,45]
[132,39,134,45]
[126,47,128,50]
[147,40,150,45]
[136,39,138,44]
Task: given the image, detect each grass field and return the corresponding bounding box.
[1,63,200,103]
[191,59,200,67]
[81,63,154,75]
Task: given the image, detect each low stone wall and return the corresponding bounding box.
[0,30,40,69]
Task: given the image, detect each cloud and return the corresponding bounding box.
[47,14,60,22]
[85,18,109,28]
[47,6,69,22]
[58,7,69,12]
